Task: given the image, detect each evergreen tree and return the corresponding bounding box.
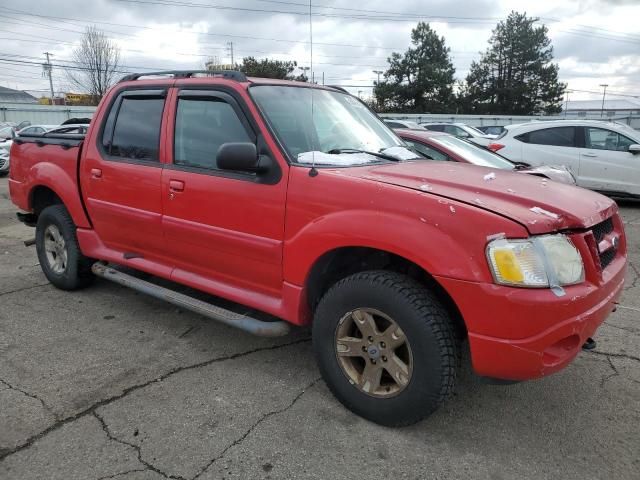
[463,12,566,115]
[374,23,456,113]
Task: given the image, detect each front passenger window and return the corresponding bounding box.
[585,127,635,152]
[174,98,252,170]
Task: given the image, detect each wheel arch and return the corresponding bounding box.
[303,246,467,339]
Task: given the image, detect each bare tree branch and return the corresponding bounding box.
[66,26,121,105]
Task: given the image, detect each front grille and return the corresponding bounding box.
[599,248,616,269]
[590,217,617,270]
[0,157,5,169]
[591,217,613,243]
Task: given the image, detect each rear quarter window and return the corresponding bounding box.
[518,127,576,147]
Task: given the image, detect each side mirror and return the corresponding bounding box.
[217,142,268,173]
[10,130,16,139]
[628,144,640,154]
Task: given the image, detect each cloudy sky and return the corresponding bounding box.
[0,0,638,102]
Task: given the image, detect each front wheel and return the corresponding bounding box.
[312,271,458,427]
[36,205,94,290]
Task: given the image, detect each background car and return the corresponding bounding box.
[17,125,58,136]
[0,126,15,140]
[477,125,506,136]
[0,137,12,176]
[487,119,640,197]
[397,129,575,184]
[47,124,89,135]
[419,121,497,146]
[383,119,426,130]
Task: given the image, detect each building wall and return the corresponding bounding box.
[0,103,97,125]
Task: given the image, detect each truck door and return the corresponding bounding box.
[80,88,168,260]
[161,88,288,297]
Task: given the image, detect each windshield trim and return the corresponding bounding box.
[248,84,405,167]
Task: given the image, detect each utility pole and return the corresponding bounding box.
[299,66,310,81]
[599,84,609,118]
[43,52,55,105]
[322,71,324,85]
[226,42,234,66]
[564,90,570,118]
[372,70,383,85]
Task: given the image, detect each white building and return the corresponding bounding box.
[564,98,640,118]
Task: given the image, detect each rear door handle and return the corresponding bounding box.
[90,168,102,178]
[583,152,598,157]
[169,180,185,192]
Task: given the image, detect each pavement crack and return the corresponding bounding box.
[599,356,620,388]
[96,468,149,480]
[0,337,311,463]
[0,378,59,421]
[192,377,322,480]
[587,350,640,363]
[94,411,185,480]
[604,321,639,335]
[623,262,640,291]
[0,283,49,297]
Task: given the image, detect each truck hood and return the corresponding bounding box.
[341,161,616,235]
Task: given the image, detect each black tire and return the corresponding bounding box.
[35,204,94,290]
[312,270,458,427]
[0,171,8,177]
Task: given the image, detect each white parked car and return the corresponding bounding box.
[488,120,640,197]
[0,137,11,176]
[383,119,426,130]
[419,122,497,146]
[17,125,58,136]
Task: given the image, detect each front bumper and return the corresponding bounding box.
[436,253,626,381]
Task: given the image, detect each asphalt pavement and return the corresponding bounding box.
[0,177,638,480]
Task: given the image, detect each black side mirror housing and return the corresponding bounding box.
[217,142,269,173]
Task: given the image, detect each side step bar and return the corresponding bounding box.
[92,263,291,337]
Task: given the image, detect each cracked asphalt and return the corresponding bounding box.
[0,177,639,480]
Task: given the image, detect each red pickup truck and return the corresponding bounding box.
[8,71,627,426]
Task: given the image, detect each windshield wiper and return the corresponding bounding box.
[327,148,400,162]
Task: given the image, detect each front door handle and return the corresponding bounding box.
[169,180,185,192]
[90,168,102,178]
[583,152,598,158]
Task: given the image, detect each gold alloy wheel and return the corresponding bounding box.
[43,224,67,274]
[335,308,414,397]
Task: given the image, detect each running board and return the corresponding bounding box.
[91,263,291,337]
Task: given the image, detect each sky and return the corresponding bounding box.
[0,0,638,103]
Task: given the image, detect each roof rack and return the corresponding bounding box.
[118,70,248,83]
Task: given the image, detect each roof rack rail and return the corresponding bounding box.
[119,70,248,83]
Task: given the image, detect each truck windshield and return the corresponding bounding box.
[250,85,419,166]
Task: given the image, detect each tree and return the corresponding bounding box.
[66,26,121,105]
[374,22,456,113]
[237,57,308,81]
[462,12,566,115]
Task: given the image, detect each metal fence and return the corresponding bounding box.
[379,112,640,130]
[0,103,97,125]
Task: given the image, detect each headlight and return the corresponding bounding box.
[486,235,584,289]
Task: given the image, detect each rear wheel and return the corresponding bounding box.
[36,205,94,290]
[313,270,458,426]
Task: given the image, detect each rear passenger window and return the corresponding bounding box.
[174,98,252,170]
[107,97,165,161]
[526,127,576,147]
